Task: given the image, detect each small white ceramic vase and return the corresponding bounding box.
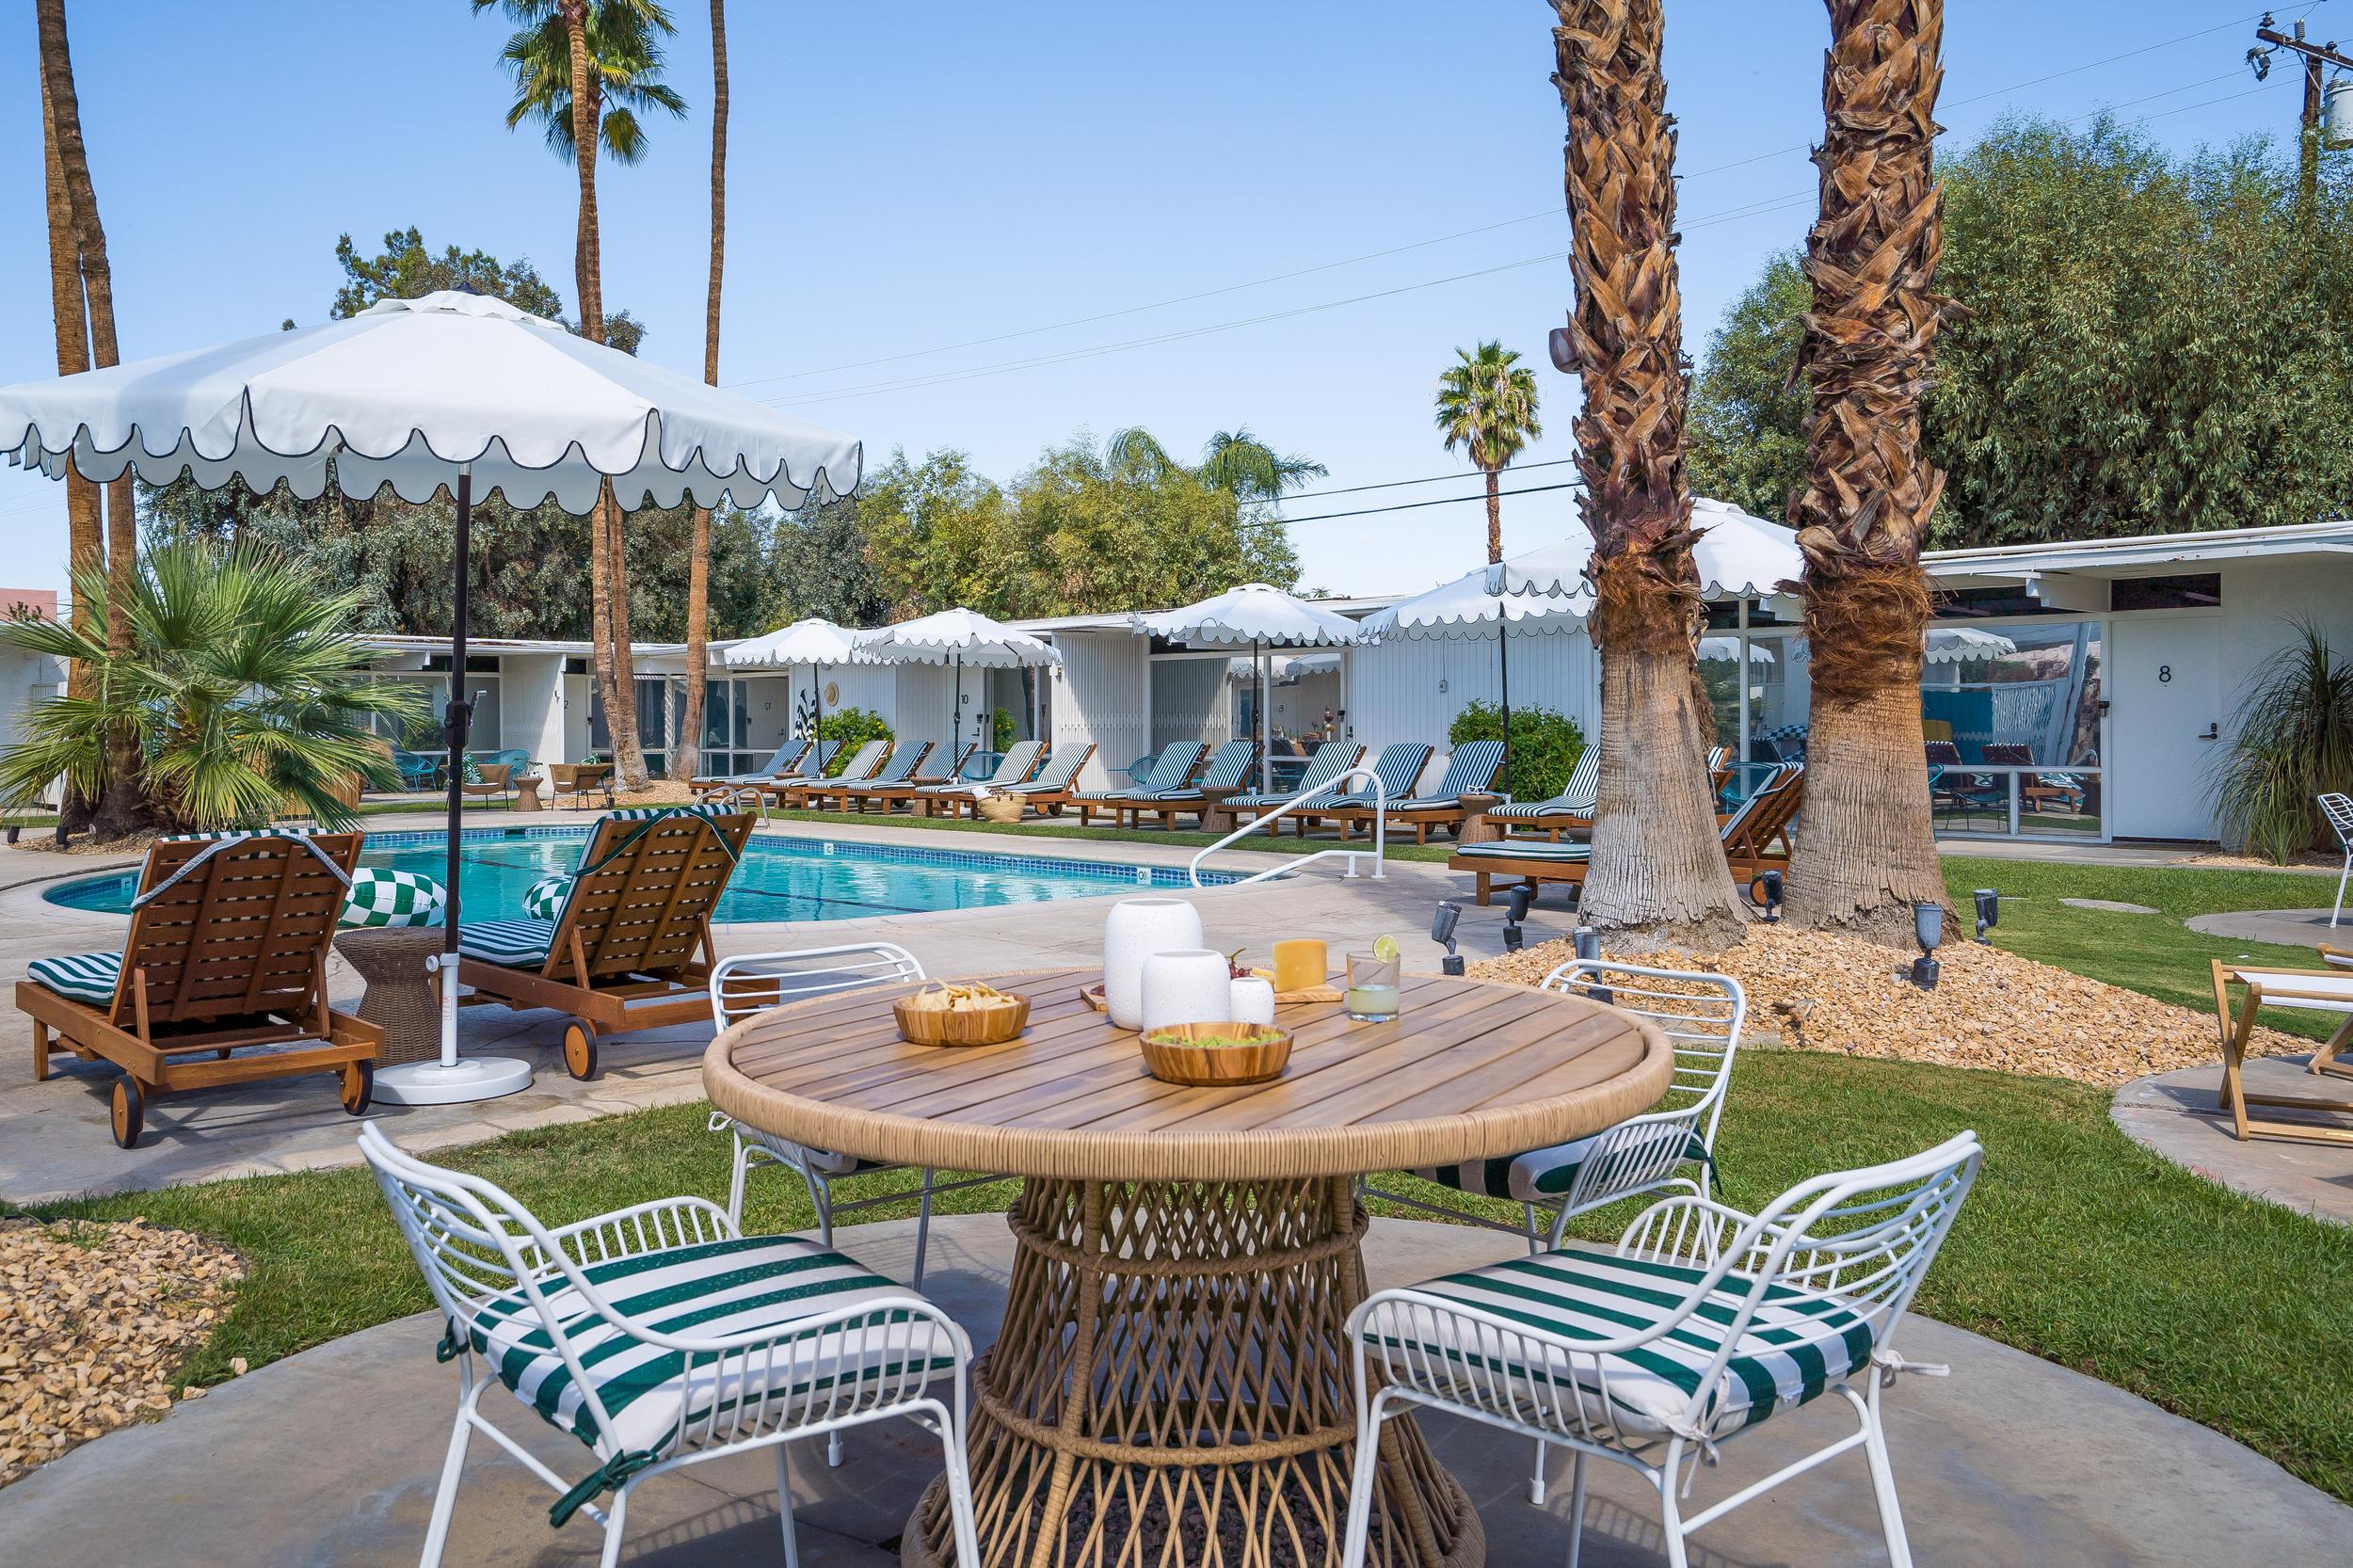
[1140,950,1239,1033]
[1227,974,1276,1026]
[1103,897,1205,1030]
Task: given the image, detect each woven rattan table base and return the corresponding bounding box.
[905,1176,1483,1568]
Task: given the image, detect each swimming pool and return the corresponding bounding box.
[42,826,1235,924]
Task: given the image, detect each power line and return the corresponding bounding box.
[1273,456,1582,504]
[1270,479,1584,528]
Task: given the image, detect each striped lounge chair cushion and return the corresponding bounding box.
[461,1233,956,1455]
[608,805,726,822]
[158,826,328,840]
[1228,744,1358,809]
[341,867,447,928]
[1454,840,1591,862]
[1356,1243,1878,1441]
[1410,1128,1707,1204]
[1126,741,1257,800]
[1327,744,1433,808]
[1388,740,1505,809]
[1488,749,1599,820]
[26,951,121,1005]
[458,918,558,967]
[522,873,573,922]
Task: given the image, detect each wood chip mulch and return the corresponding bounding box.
[0,1217,244,1487]
[1471,924,2304,1087]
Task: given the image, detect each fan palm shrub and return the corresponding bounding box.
[0,542,424,835]
[2212,625,2353,862]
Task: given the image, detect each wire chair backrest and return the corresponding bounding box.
[2321,792,2353,848]
[1542,959,1744,1138]
[710,941,928,1031]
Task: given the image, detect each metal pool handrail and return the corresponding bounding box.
[1190,766,1385,888]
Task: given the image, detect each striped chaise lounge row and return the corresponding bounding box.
[1224,741,1364,832]
[1351,738,1506,844]
[1449,762,1805,905]
[1072,741,1207,827]
[690,738,808,794]
[770,739,888,808]
[803,739,935,811]
[1113,739,1259,829]
[1291,742,1433,839]
[917,740,1048,815]
[979,743,1098,818]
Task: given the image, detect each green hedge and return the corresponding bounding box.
[815,707,893,774]
[1448,699,1585,801]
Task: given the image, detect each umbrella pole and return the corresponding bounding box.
[1497,607,1512,796]
[376,464,532,1105]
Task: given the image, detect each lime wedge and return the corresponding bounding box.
[1371,934,1400,962]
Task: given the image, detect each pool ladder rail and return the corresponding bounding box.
[1189,766,1390,888]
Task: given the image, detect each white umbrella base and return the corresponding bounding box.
[372,1056,534,1106]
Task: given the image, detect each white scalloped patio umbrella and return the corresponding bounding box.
[0,290,862,1105]
[1362,566,1583,789]
[721,616,864,754]
[855,607,1062,772]
[1135,584,1359,792]
[1482,496,1802,600]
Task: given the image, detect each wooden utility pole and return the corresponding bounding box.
[2254,15,2352,216]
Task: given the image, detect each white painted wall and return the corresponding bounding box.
[496,652,566,763]
[1151,656,1231,752]
[1346,624,1601,760]
[1053,630,1148,790]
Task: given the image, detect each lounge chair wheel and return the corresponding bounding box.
[110,1077,144,1149]
[561,1019,600,1080]
[339,1060,374,1115]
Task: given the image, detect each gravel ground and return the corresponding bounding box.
[1472,924,2305,1087]
[0,1217,243,1487]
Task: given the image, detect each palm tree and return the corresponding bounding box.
[1783,0,1953,942]
[1107,427,1325,504]
[37,0,148,837]
[474,0,684,790]
[673,0,728,782]
[1434,341,1542,564]
[0,544,424,835]
[1551,0,1749,939]
[37,64,101,689]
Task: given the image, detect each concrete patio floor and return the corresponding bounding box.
[3,1211,2344,1568]
[2113,1053,2353,1224]
[0,813,1550,1201]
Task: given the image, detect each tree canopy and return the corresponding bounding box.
[1689,115,2353,546]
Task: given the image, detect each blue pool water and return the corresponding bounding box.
[43,826,1234,924]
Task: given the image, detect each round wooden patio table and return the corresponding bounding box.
[704,967,1670,1568]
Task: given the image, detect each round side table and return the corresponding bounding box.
[333,927,444,1064]
[708,967,1669,1568]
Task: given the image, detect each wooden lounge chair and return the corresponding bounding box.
[769,738,888,808]
[1071,742,1209,827]
[1483,748,1599,842]
[718,739,838,807]
[838,741,976,814]
[459,751,532,809]
[1291,742,1433,840]
[18,830,382,1147]
[456,806,755,1080]
[1222,741,1363,832]
[1339,739,1504,845]
[2207,960,2353,1144]
[809,740,936,812]
[1981,742,2086,814]
[691,739,808,793]
[912,740,1048,817]
[977,743,1098,819]
[1117,739,1258,828]
[1450,763,1804,905]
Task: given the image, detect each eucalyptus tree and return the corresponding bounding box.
[472,0,684,787]
[1433,340,1543,563]
[1550,0,1748,940]
[1783,0,1954,942]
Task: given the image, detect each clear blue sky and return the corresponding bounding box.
[0,1,2331,606]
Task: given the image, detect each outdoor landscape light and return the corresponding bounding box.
[1752,869,1784,921]
[1432,901,1465,977]
[1503,884,1533,952]
[1573,926,1611,1004]
[1975,888,2000,942]
[1909,900,1943,990]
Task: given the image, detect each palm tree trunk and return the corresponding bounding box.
[1552,0,1747,942]
[604,488,648,788]
[1483,467,1503,564]
[674,0,729,783]
[38,62,101,696]
[39,0,151,840]
[1783,0,1952,945]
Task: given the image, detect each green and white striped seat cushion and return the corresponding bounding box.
[1454,840,1591,862]
[1389,741,1505,809]
[607,805,725,822]
[1411,1127,1707,1204]
[461,1234,955,1454]
[1489,750,1600,819]
[458,918,557,967]
[159,826,328,840]
[1125,741,1256,800]
[26,951,120,1005]
[522,873,573,922]
[1326,744,1433,808]
[1230,743,1358,809]
[1357,1242,1878,1441]
[341,867,447,928]
[1077,744,1204,803]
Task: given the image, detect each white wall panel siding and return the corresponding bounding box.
[1346,624,1600,764]
[495,652,566,763]
[1152,658,1231,752]
[1054,631,1149,790]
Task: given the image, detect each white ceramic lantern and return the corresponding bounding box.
[1140,950,1240,1033]
[1228,973,1276,1026]
[1102,897,1205,1030]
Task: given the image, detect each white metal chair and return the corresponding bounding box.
[359,1124,981,1568]
[1342,1132,1982,1568]
[708,944,1003,1290]
[1376,962,1744,1251]
[2322,792,2353,926]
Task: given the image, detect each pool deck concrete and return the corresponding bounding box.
[2187,905,2353,948]
[2113,1053,2353,1225]
[4,1211,2343,1568]
[0,810,1542,1202]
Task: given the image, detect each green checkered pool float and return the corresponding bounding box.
[340,867,447,928]
[522,873,572,921]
